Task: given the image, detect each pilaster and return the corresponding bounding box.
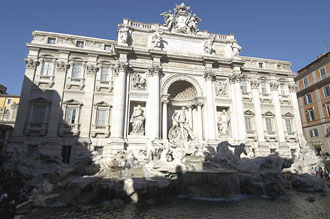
[270,81,285,143]
[204,70,217,141]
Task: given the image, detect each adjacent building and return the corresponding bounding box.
[0,87,20,149]
[10,3,304,162]
[295,52,330,153]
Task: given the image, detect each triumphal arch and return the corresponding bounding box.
[12,3,303,162]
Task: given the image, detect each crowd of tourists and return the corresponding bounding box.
[310,166,330,180]
[0,161,26,219]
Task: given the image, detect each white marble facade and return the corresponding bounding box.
[11,3,302,160]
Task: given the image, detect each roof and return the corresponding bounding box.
[297,51,330,74]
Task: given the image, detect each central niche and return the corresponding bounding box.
[168,80,197,100]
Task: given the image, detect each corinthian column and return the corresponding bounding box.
[14,57,40,136]
[145,64,162,140]
[250,79,265,142]
[110,61,130,149]
[288,83,304,136]
[204,70,217,141]
[161,95,169,140]
[270,81,285,143]
[230,73,246,141]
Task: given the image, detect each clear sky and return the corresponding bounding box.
[0,0,329,95]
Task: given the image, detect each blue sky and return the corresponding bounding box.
[0,0,329,95]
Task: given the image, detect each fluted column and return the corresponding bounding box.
[110,61,129,148]
[161,95,169,140]
[145,64,161,140]
[250,79,265,142]
[14,57,40,136]
[197,102,203,141]
[204,71,217,141]
[270,81,285,143]
[230,73,246,141]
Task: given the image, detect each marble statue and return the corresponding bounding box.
[129,105,145,135]
[204,34,215,54]
[119,27,130,44]
[218,110,230,135]
[232,41,242,58]
[131,73,146,90]
[146,138,160,161]
[160,3,201,35]
[152,29,164,49]
[169,107,194,145]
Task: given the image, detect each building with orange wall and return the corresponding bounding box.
[295,52,330,153]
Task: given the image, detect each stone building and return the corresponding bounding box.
[0,90,20,149]
[11,3,303,162]
[295,52,330,153]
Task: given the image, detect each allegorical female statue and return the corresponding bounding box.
[130,105,145,135]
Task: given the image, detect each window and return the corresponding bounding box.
[76,41,84,48]
[277,64,281,70]
[265,117,273,133]
[245,116,252,132]
[7,98,12,105]
[306,108,316,121]
[94,146,103,155]
[285,118,293,133]
[72,63,82,78]
[303,78,309,88]
[47,38,56,44]
[326,103,330,116]
[104,45,112,51]
[270,149,276,154]
[96,109,107,126]
[310,129,319,137]
[323,85,330,97]
[259,62,263,68]
[100,66,110,82]
[280,84,286,95]
[304,93,312,105]
[41,61,53,76]
[241,80,248,93]
[320,68,326,80]
[32,105,46,124]
[61,146,72,163]
[261,82,267,94]
[65,108,77,125]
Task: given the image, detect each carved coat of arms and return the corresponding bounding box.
[160,3,201,35]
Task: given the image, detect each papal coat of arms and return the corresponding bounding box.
[160,3,201,35]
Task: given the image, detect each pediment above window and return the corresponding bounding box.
[283,112,294,118]
[30,97,49,104]
[244,110,255,116]
[94,101,110,107]
[264,111,275,117]
[63,99,83,106]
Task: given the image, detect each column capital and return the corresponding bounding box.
[56,61,70,72]
[24,58,40,70]
[204,70,215,81]
[161,94,170,103]
[114,61,130,76]
[147,64,162,77]
[229,73,242,83]
[250,79,260,89]
[269,81,279,91]
[288,83,297,92]
[85,64,99,75]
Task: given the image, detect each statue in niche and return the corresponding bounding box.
[218,109,230,135]
[119,27,130,44]
[152,29,164,49]
[204,34,215,54]
[232,41,242,58]
[215,80,227,96]
[168,107,194,145]
[131,73,146,90]
[130,105,145,135]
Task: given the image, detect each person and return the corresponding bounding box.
[315,166,319,176]
[324,168,329,180]
[130,105,145,135]
[319,166,324,178]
